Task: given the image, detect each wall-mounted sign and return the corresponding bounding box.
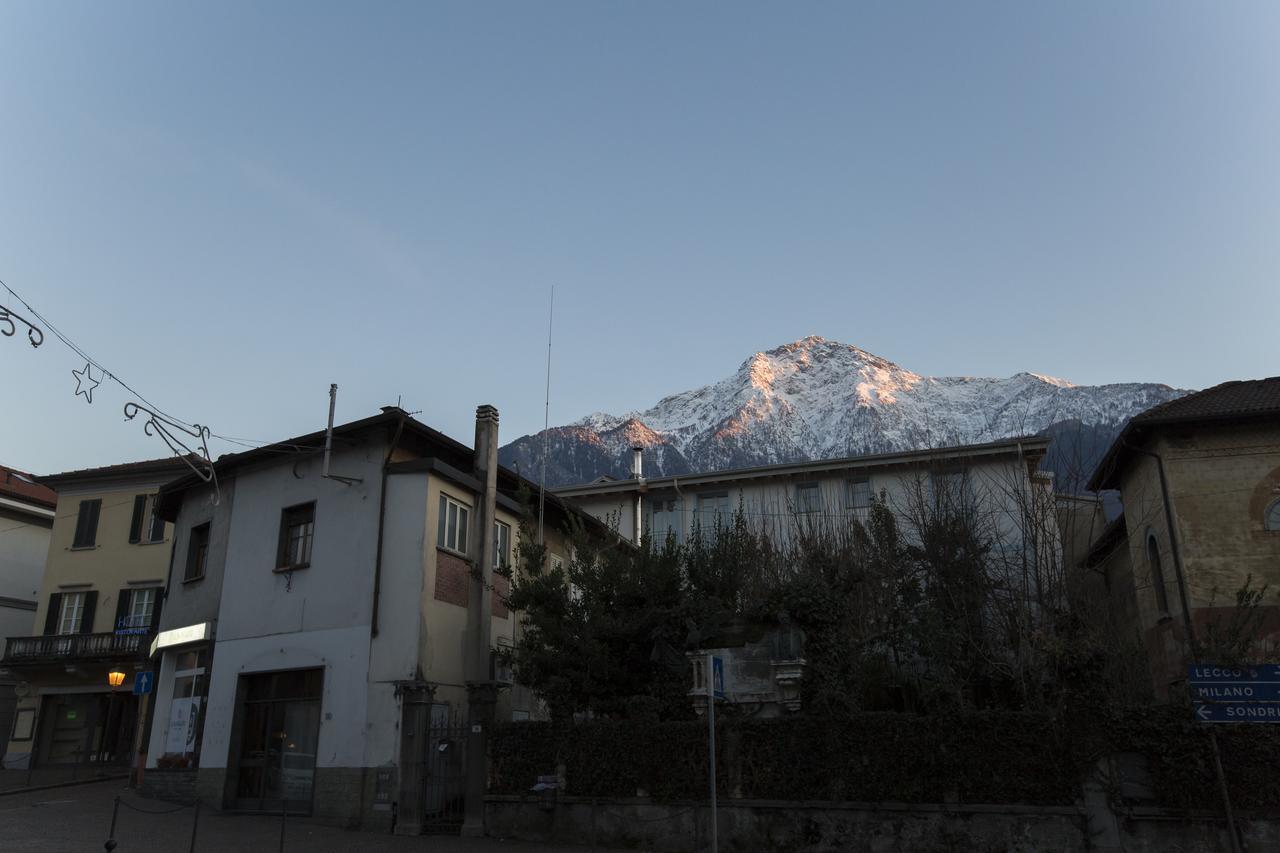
[150,622,212,657]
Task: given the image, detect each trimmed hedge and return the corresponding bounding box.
[490,708,1280,809]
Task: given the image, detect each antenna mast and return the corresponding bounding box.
[538,286,554,545]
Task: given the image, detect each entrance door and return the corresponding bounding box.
[232,669,322,813]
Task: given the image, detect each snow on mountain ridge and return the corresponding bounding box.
[503,337,1190,488]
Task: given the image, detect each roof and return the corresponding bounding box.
[555,435,1051,498]
[0,463,57,509]
[39,456,196,489]
[1088,376,1280,490]
[156,407,604,533]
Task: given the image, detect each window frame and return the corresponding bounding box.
[494,519,512,569]
[58,591,87,635]
[1265,498,1280,532]
[185,522,211,582]
[846,478,872,518]
[125,587,157,630]
[275,502,316,572]
[696,492,731,529]
[795,482,822,515]
[437,493,472,556]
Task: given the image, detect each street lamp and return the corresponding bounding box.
[107,670,126,688]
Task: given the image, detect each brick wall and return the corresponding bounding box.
[434,550,469,608]
[493,572,509,619]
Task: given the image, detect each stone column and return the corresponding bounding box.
[394,681,435,836]
[461,681,499,837]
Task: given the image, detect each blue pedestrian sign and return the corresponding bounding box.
[1188,664,1280,724]
[132,671,154,696]
[711,656,725,701]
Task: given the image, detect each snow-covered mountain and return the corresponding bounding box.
[499,336,1189,489]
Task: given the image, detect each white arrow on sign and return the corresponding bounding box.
[1195,703,1212,722]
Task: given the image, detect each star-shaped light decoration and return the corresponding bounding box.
[72,361,101,404]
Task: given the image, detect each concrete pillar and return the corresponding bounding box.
[460,681,499,837]
[394,681,435,836]
[462,404,501,838]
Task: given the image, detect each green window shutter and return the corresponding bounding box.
[43,593,63,635]
[79,591,98,634]
[128,496,146,543]
[114,590,131,633]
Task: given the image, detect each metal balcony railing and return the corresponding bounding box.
[2,631,150,663]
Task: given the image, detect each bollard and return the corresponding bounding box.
[104,794,120,851]
[189,798,201,853]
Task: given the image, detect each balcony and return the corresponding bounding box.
[2,631,151,665]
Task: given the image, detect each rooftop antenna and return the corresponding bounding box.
[538,286,554,546]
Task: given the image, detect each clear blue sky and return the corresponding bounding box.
[2,2,1277,474]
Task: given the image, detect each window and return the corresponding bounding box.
[1147,534,1170,615]
[185,523,211,581]
[58,592,86,634]
[165,650,208,760]
[648,498,679,540]
[932,469,968,509]
[276,503,315,570]
[696,493,730,529]
[437,494,470,554]
[127,588,156,630]
[128,494,166,544]
[847,478,872,519]
[494,520,512,569]
[72,499,102,548]
[1266,499,1280,532]
[795,483,821,515]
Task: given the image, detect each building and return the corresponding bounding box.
[0,464,57,756]
[0,458,188,773]
[143,404,589,833]
[557,437,1062,710]
[1087,376,1280,698]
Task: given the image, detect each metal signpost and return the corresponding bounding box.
[706,654,725,853]
[1188,664,1280,724]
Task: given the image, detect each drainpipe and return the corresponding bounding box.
[632,446,644,545]
[1121,438,1240,853]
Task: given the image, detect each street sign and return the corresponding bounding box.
[1188,664,1280,683]
[1188,663,1280,724]
[711,656,726,701]
[1194,702,1280,724]
[132,671,154,696]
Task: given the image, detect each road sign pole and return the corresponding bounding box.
[1208,729,1241,853]
[707,652,717,853]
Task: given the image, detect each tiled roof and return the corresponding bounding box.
[0,463,57,508]
[39,456,196,488]
[1088,376,1280,490]
[1126,377,1280,426]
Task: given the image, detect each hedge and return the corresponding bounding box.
[490,708,1280,809]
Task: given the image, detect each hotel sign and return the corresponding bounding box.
[149,622,213,657]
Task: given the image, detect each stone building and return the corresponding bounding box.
[1087,376,1280,699]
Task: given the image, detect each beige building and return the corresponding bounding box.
[0,458,188,772]
[1087,376,1280,699]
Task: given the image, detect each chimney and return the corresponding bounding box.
[462,404,501,837]
[632,446,644,480]
[631,446,644,546]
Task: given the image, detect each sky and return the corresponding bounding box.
[1,1,1277,474]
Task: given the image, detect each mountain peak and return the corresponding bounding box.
[501,339,1192,489]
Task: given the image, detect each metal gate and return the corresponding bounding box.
[422,705,468,834]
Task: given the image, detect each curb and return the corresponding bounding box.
[0,774,129,797]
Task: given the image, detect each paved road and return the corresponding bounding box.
[1,780,598,853]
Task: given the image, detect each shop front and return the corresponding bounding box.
[226,668,323,814]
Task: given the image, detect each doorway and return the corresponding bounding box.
[232,669,322,813]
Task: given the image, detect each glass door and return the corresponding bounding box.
[232,669,322,813]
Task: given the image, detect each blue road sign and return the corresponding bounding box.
[1194,701,1280,724]
[1187,664,1280,684]
[1192,682,1280,702]
[132,671,154,696]
[711,656,726,701]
